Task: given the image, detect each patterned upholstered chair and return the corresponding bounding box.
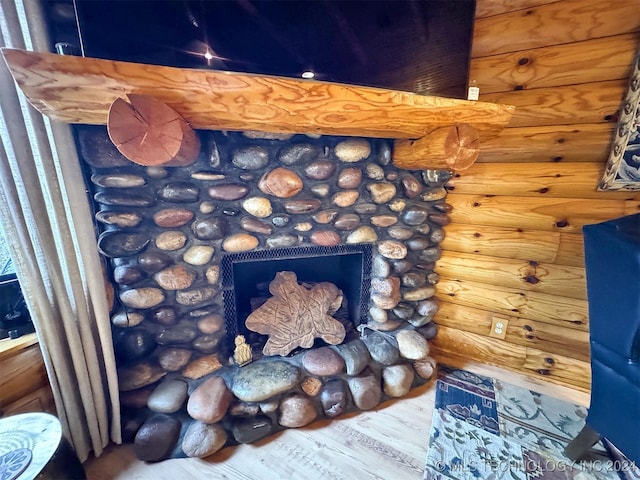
[565,213,640,464]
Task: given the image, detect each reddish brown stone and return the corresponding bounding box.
[207,183,250,201]
[400,174,423,199]
[310,230,341,246]
[337,167,362,189]
[240,217,273,234]
[153,208,194,227]
[312,209,338,224]
[182,354,223,379]
[370,215,398,227]
[283,198,322,214]
[302,347,345,376]
[187,376,232,424]
[153,265,196,290]
[304,160,336,180]
[258,167,303,198]
[428,213,451,226]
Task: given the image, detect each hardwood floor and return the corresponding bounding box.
[84,361,589,480]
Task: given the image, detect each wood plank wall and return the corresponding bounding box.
[431,0,640,392]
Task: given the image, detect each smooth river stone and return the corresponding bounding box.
[387,226,413,240]
[147,379,189,413]
[386,171,398,181]
[134,414,181,462]
[310,230,341,247]
[222,233,259,252]
[294,222,312,232]
[271,214,290,227]
[206,265,220,284]
[432,202,454,213]
[91,173,145,188]
[176,286,218,306]
[200,201,216,214]
[197,314,224,335]
[417,299,439,317]
[231,360,301,402]
[371,276,400,297]
[415,224,431,235]
[153,208,194,228]
[334,139,371,162]
[392,259,413,274]
[113,266,146,285]
[372,256,391,278]
[346,226,377,244]
[277,143,321,165]
[182,354,223,380]
[362,331,400,365]
[395,329,430,360]
[430,228,445,244]
[183,245,214,265]
[191,171,226,181]
[98,232,149,257]
[242,197,273,218]
[312,209,338,224]
[120,288,165,309]
[406,236,430,251]
[388,199,406,212]
[182,422,227,458]
[401,174,423,199]
[283,198,321,214]
[371,215,397,228]
[232,146,270,170]
[392,303,414,320]
[192,216,226,240]
[421,188,448,202]
[95,211,142,228]
[348,370,382,410]
[187,376,233,424]
[192,334,222,353]
[336,339,371,376]
[369,306,388,323]
[301,347,345,376]
[382,364,415,397]
[158,182,199,203]
[156,321,198,345]
[377,241,408,260]
[301,377,323,397]
[402,272,427,288]
[153,265,196,290]
[422,170,453,185]
[401,206,429,226]
[337,167,362,189]
[149,306,177,326]
[138,250,171,273]
[367,182,397,204]
[279,394,317,428]
[403,286,436,302]
[181,422,227,458]
[419,246,442,262]
[428,213,451,226]
[146,166,168,179]
[332,190,359,207]
[243,131,294,140]
[413,356,437,380]
[113,328,155,362]
[94,191,155,207]
[118,361,167,391]
[311,183,330,197]
[365,164,385,180]
[155,231,187,251]
[266,234,298,248]
[378,142,392,165]
[241,217,273,234]
[111,311,145,328]
[158,348,192,372]
[259,167,303,198]
[354,203,377,214]
[334,213,361,231]
[304,160,336,180]
[321,379,348,417]
[207,184,250,201]
[232,416,273,444]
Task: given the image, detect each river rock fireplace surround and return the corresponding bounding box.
[2,48,513,462]
[79,126,448,461]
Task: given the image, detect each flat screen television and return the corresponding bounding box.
[49,0,475,99]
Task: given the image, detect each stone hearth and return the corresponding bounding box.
[76,125,450,461]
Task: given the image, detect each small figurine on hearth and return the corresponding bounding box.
[233,334,252,366]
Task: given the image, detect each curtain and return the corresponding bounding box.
[0,0,121,461]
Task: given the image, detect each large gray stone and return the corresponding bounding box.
[182,422,227,458]
[231,360,301,402]
[134,414,182,462]
[347,370,382,410]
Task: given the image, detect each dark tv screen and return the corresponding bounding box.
[70,0,475,99]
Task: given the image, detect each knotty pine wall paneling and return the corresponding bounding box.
[431,0,640,391]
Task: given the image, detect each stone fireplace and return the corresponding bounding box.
[76,125,448,462]
[2,47,512,464]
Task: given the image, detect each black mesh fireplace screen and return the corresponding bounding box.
[221,243,373,346]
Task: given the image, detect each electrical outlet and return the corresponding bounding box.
[489,317,509,339]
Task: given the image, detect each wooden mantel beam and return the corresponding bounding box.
[1,48,514,170]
